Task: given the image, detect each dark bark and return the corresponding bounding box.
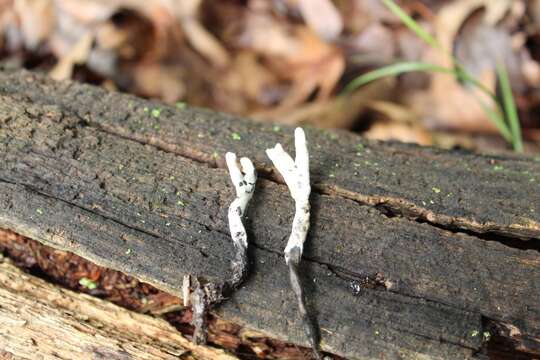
[0,69,538,359]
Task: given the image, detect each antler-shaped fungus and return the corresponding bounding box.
[189,153,257,344]
[266,128,322,359]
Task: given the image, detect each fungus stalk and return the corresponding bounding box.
[225,152,257,288]
[190,152,257,344]
[266,128,322,359]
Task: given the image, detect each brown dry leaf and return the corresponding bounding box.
[180,18,229,67]
[297,0,343,41]
[406,0,518,133]
[339,0,397,34]
[14,0,55,49]
[431,131,476,150]
[431,131,540,154]
[521,52,540,87]
[0,0,54,51]
[267,28,344,115]
[367,100,418,124]
[365,122,433,145]
[214,52,281,114]
[347,22,396,64]
[252,78,393,128]
[50,1,181,63]
[363,100,432,145]
[54,0,117,23]
[49,32,93,80]
[47,0,190,100]
[130,62,186,103]
[49,0,139,78]
[524,128,540,143]
[237,10,300,59]
[0,7,20,51]
[236,9,345,116]
[56,0,228,102]
[168,0,230,67]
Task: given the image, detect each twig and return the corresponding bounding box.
[191,279,209,344]
[190,152,257,344]
[266,127,322,360]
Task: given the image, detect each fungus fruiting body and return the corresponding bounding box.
[266,127,322,359]
[188,152,257,344]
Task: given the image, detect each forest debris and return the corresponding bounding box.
[252,78,393,128]
[0,229,320,359]
[14,0,55,49]
[406,0,521,133]
[364,101,433,145]
[236,8,345,108]
[297,0,343,41]
[173,0,230,67]
[347,22,396,64]
[0,0,538,151]
[0,254,236,360]
[50,32,93,80]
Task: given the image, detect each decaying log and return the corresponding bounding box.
[0,256,235,360]
[0,69,538,359]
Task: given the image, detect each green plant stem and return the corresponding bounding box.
[376,0,523,151]
[497,62,523,152]
[343,62,452,93]
[381,0,442,50]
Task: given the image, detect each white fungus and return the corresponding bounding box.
[225,152,256,287]
[225,152,256,251]
[189,152,257,344]
[266,127,322,359]
[266,127,311,264]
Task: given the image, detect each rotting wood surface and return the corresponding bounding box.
[0,70,538,359]
[0,256,236,360]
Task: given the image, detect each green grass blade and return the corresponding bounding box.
[477,98,513,142]
[344,62,452,93]
[345,61,515,146]
[370,0,519,151]
[496,62,523,152]
[454,65,498,103]
[382,0,441,50]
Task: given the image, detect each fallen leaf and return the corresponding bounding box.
[346,22,396,65]
[297,0,343,41]
[406,0,519,133]
[14,0,54,49]
[50,32,93,80]
[251,78,393,128]
[365,121,432,145]
[215,51,280,114]
[172,0,230,67]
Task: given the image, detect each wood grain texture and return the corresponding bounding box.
[0,70,537,240]
[0,70,538,359]
[0,257,236,360]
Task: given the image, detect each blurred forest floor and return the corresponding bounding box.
[1,0,540,153]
